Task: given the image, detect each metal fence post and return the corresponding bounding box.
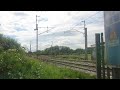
[101,33,105,79]
[95,33,101,79]
[107,66,110,79]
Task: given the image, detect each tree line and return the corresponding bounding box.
[32,45,93,55]
[0,33,93,55]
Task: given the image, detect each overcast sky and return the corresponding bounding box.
[0,11,104,51]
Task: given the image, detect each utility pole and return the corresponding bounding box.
[51,41,53,55]
[34,15,38,52]
[30,41,31,52]
[34,15,40,58]
[34,14,54,52]
[50,41,53,59]
[82,20,88,60]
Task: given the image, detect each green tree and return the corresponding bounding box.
[0,34,25,53]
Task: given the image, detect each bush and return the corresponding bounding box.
[0,34,22,51]
[0,51,96,79]
[0,46,4,53]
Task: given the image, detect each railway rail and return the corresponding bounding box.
[43,59,112,78]
[31,55,112,79]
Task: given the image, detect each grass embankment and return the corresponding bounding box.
[51,54,92,61]
[0,51,95,79]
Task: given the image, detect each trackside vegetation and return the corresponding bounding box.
[0,34,95,79]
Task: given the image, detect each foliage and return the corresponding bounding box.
[0,51,95,79]
[0,34,95,79]
[35,45,91,55]
[0,34,22,51]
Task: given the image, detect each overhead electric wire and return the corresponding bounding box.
[37,11,103,36]
[84,11,103,25]
[37,11,104,49]
[39,11,103,37]
[63,11,103,34]
[38,27,56,35]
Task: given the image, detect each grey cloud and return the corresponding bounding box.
[13,12,28,16]
[14,27,27,32]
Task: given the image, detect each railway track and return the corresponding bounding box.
[31,55,112,78]
[43,59,112,78]
[48,59,96,72]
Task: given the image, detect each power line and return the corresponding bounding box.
[84,11,101,21]
[38,26,85,35]
[38,12,103,36]
[35,11,103,51]
[62,11,103,34]
[73,29,84,34]
[84,12,103,25]
[38,27,56,35]
[62,12,102,60]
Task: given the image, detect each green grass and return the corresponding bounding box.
[51,54,92,61]
[0,51,95,79]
